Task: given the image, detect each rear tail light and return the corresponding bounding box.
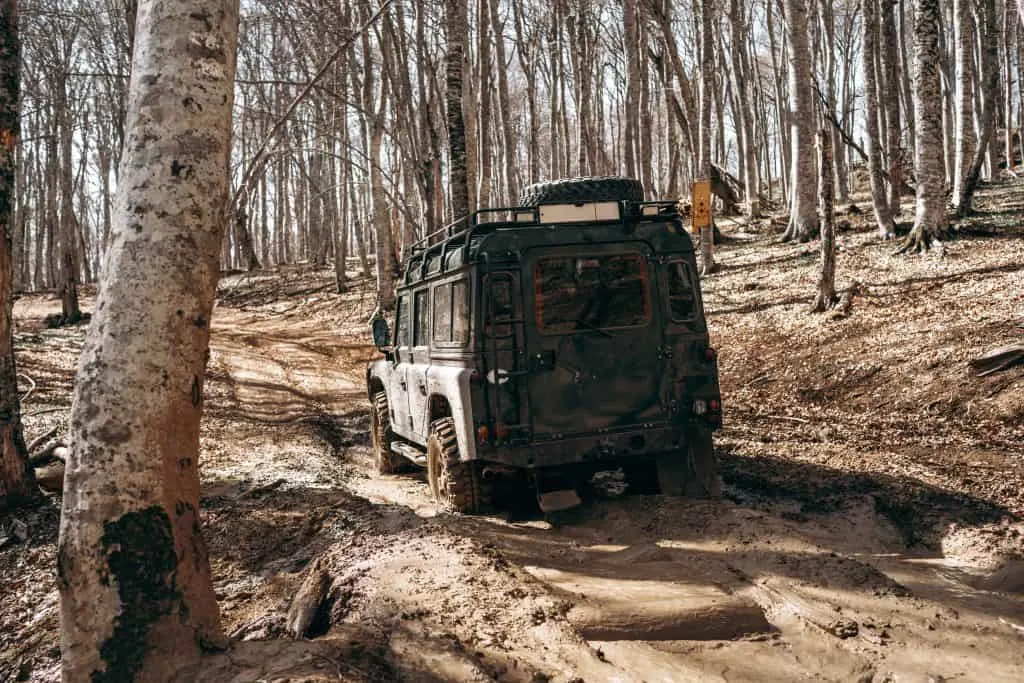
[705,347,718,361]
[710,399,720,412]
[693,399,708,415]
[495,423,510,443]
[477,425,489,445]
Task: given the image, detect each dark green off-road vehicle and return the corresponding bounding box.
[366,177,722,513]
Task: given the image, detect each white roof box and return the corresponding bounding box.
[538,201,621,224]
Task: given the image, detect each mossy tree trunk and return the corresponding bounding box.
[57,1,239,680]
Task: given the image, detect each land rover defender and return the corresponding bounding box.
[366,177,722,513]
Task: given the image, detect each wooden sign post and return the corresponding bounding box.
[692,179,711,234]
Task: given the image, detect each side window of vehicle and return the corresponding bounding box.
[395,295,410,348]
[452,279,469,344]
[414,289,430,346]
[666,261,696,321]
[432,279,469,346]
[433,283,452,343]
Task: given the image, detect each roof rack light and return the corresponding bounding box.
[538,201,620,224]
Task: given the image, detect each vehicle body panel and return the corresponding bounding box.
[366,199,721,473]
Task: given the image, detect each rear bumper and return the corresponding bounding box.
[473,422,708,469]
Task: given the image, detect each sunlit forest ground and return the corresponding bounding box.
[2,179,1022,682]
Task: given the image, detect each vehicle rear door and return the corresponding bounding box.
[522,244,669,437]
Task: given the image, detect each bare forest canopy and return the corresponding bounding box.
[9,0,1020,296]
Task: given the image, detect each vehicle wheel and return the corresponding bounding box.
[519,176,645,206]
[622,458,661,495]
[426,417,488,514]
[371,392,408,474]
[655,427,722,498]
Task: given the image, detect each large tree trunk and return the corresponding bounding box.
[951,0,975,206]
[880,0,904,216]
[864,0,897,239]
[954,0,998,216]
[812,124,837,312]
[364,15,394,309]
[58,1,238,679]
[488,0,516,201]
[902,0,951,252]
[476,0,492,206]
[55,71,82,324]
[623,0,640,180]
[781,0,819,243]
[0,0,32,508]
[697,0,716,273]
[445,0,470,221]
[729,0,760,218]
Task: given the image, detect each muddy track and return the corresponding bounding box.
[195,282,1024,682]
[5,189,1024,682]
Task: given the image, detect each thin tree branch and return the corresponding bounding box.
[812,80,869,164]
[232,0,395,207]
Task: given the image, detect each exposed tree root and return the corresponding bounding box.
[830,281,863,319]
[894,228,952,255]
[779,220,816,244]
[809,293,838,314]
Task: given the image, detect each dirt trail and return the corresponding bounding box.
[3,179,1024,682]
[193,264,1023,681]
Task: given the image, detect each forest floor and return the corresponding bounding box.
[2,180,1024,682]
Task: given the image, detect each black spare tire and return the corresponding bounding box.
[519,176,644,206]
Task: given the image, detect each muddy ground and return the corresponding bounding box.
[2,180,1023,682]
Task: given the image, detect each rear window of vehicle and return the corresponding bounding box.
[534,254,649,334]
[666,261,697,321]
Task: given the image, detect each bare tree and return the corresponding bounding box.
[864,0,897,239]
[697,0,716,272]
[811,123,837,312]
[58,1,239,678]
[446,0,470,221]
[901,0,950,253]
[0,0,33,508]
[954,0,998,216]
[781,0,820,242]
[950,0,975,207]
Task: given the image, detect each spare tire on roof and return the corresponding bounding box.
[519,176,644,206]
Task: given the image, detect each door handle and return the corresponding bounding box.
[418,382,427,396]
[400,380,408,390]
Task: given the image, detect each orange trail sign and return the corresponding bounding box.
[692,179,711,234]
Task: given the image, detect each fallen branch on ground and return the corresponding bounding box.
[969,342,1024,377]
[29,443,67,468]
[237,478,287,499]
[830,281,863,319]
[17,373,36,403]
[26,426,59,454]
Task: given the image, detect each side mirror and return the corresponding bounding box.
[372,317,391,348]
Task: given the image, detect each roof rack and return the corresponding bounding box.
[404,198,680,282]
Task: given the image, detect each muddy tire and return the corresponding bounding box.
[655,427,721,498]
[622,458,661,495]
[371,392,408,474]
[519,176,644,206]
[426,417,488,514]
